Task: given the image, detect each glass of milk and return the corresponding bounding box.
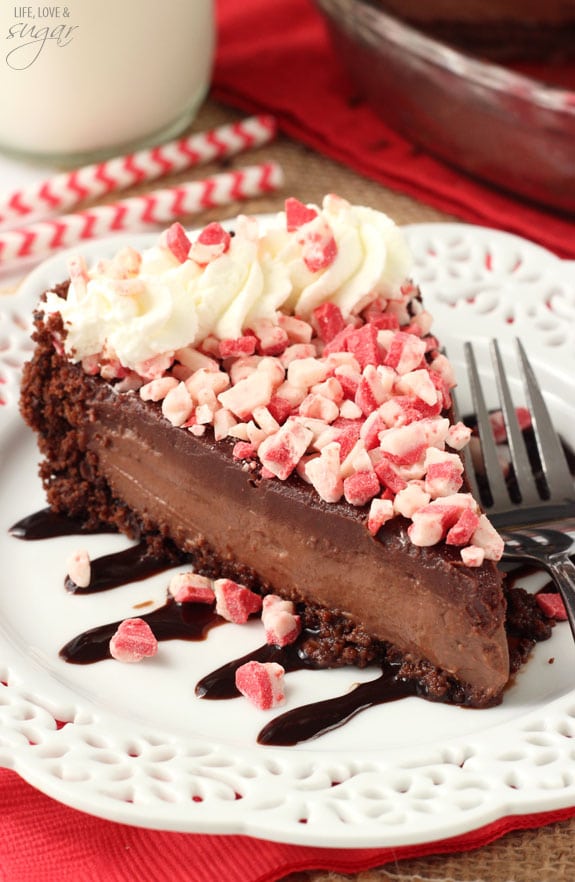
[0,1,214,163]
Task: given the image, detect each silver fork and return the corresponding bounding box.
[457,339,575,638]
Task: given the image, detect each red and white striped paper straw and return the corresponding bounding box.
[0,115,277,229]
[0,162,283,264]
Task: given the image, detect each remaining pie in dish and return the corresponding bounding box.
[369,0,575,62]
[21,195,517,709]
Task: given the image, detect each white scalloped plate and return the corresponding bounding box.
[0,222,574,847]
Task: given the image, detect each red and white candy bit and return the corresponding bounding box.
[161,382,193,427]
[235,661,286,710]
[393,481,429,517]
[304,442,343,503]
[262,595,301,647]
[109,618,158,663]
[344,469,380,506]
[446,421,472,450]
[258,420,314,480]
[0,163,284,264]
[296,215,338,273]
[160,222,192,263]
[536,593,568,621]
[367,498,395,535]
[446,508,480,545]
[218,370,275,421]
[424,453,464,498]
[140,376,179,402]
[168,572,214,604]
[470,515,505,561]
[285,197,318,232]
[214,578,263,624]
[0,115,277,229]
[66,549,91,588]
[488,407,532,444]
[408,494,475,547]
[460,545,485,567]
[188,222,232,266]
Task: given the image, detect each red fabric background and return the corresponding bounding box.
[212,0,575,258]
[1,769,575,882]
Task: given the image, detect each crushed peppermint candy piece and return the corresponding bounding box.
[460,545,486,567]
[296,215,338,273]
[160,222,191,263]
[219,335,258,359]
[367,498,395,535]
[446,421,472,450]
[161,382,194,427]
[189,222,231,265]
[393,481,430,518]
[109,618,158,663]
[384,332,426,375]
[343,469,380,506]
[304,441,343,502]
[446,508,480,546]
[262,595,301,647]
[285,197,318,231]
[252,319,289,357]
[536,593,568,621]
[425,459,464,498]
[140,376,179,402]
[408,496,473,546]
[218,371,274,421]
[258,420,313,480]
[66,549,91,588]
[214,578,262,624]
[312,302,345,343]
[470,515,505,561]
[168,572,214,604]
[235,661,286,710]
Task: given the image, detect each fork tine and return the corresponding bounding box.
[490,339,540,506]
[450,383,482,504]
[516,339,575,502]
[464,342,510,510]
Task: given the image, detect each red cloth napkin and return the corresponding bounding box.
[212,0,575,259]
[1,768,574,882]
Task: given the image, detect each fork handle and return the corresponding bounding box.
[547,554,575,642]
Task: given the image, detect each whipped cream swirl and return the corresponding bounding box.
[44,195,412,370]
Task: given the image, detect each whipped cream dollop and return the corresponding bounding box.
[44,195,412,370]
[268,193,412,319]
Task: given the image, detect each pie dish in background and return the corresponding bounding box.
[313,0,575,212]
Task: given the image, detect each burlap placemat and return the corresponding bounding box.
[283,816,575,882]
[1,96,574,882]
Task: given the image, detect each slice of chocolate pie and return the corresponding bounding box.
[20,195,512,708]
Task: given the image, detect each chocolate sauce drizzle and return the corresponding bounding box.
[258,667,417,746]
[9,510,174,595]
[7,506,563,747]
[65,541,172,595]
[9,507,116,541]
[195,642,418,745]
[10,506,418,744]
[62,595,419,745]
[60,598,223,664]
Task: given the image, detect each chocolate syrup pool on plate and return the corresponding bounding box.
[60,593,420,745]
[11,509,422,745]
[7,507,556,747]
